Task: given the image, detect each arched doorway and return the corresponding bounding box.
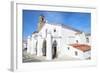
[52,40,57,59]
[42,40,46,56]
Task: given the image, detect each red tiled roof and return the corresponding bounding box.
[70,44,91,52]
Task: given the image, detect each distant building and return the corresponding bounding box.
[26,15,91,60]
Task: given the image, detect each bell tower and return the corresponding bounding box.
[38,15,46,32]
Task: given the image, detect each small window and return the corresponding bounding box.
[76,40,78,43]
[75,51,78,56]
[54,29,56,32]
[86,38,89,43]
[68,47,70,50]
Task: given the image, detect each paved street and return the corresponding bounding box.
[23,50,46,63]
[22,50,81,63]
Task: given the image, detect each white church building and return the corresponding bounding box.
[26,15,91,60]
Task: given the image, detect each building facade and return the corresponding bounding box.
[26,15,91,60]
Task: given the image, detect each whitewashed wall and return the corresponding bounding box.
[27,36,31,54]
[76,32,87,44]
[27,22,90,59]
[83,51,91,59]
[65,45,90,59]
[31,35,37,54]
[37,35,43,56]
[60,27,77,55]
[39,23,62,38]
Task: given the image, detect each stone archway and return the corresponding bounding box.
[42,40,46,56]
[52,40,57,59]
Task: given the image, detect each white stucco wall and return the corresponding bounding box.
[59,27,77,55]
[76,32,87,44]
[39,23,62,38]
[37,35,43,56]
[83,51,91,59]
[27,36,31,54]
[65,45,90,59]
[31,36,37,54]
[46,33,52,60]
[26,22,90,60]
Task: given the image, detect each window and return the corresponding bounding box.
[75,51,78,56]
[68,47,70,50]
[86,38,89,43]
[76,40,78,43]
[54,29,56,32]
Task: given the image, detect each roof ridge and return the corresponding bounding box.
[61,24,82,33]
[47,22,82,33]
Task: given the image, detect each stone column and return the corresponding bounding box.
[37,35,42,56]
[46,33,52,60]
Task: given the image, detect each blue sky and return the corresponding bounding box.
[23,10,91,39]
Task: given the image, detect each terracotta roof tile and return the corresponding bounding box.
[70,44,91,52]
